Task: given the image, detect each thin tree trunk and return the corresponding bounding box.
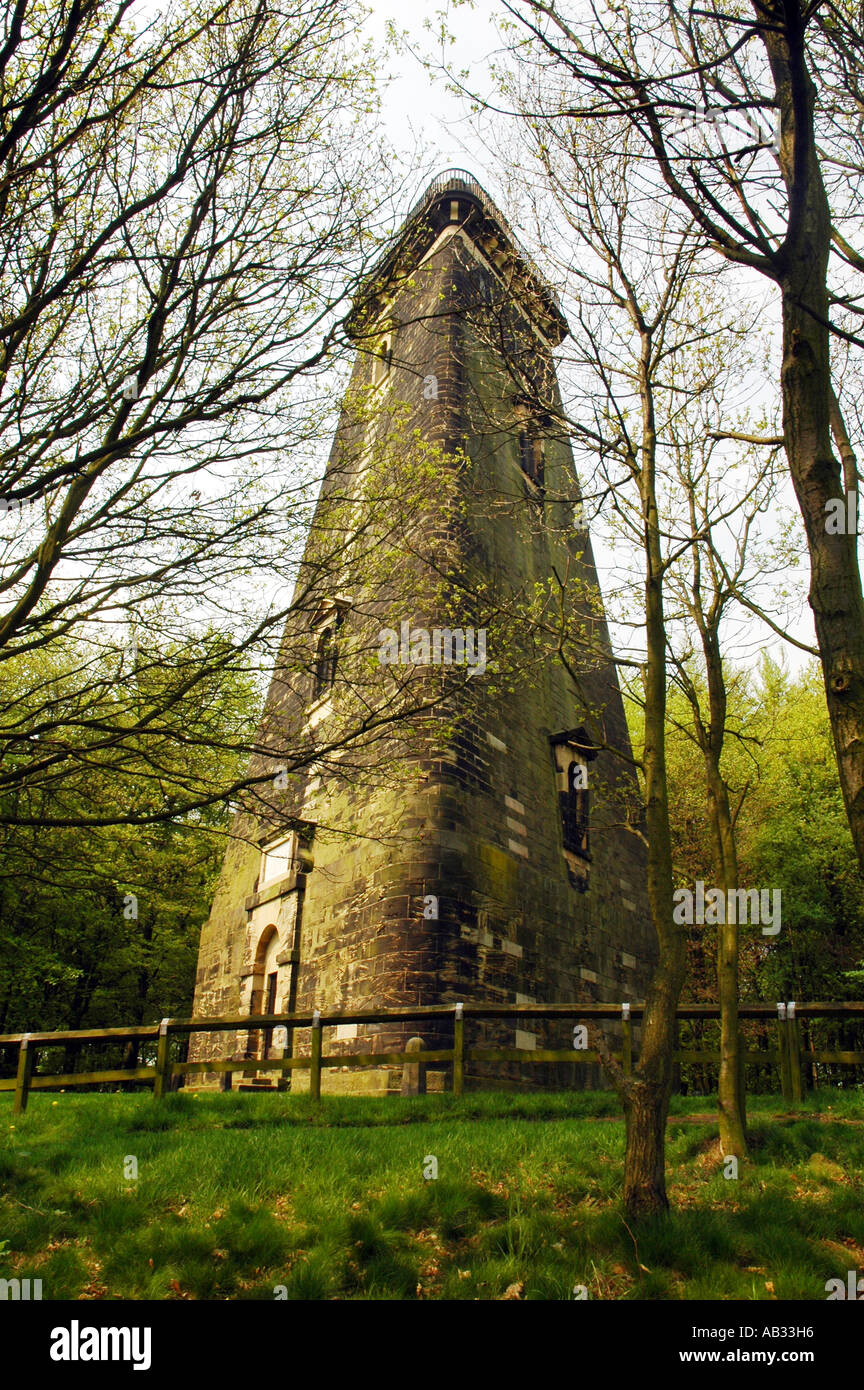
[623,1075,672,1215]
[618,335,686,1217]
[707,767,748,1156]
[682,476,750,1155]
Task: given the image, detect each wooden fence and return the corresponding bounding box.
[2,1000,863,1116]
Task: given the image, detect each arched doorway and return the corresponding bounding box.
[250,925,281,1060]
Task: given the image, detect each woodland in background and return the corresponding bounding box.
[444,0,864,1212]
[661,658,864,1091]
[0,637,256,1040]
[665,658,864,1008]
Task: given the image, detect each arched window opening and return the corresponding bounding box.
[263,967,279,1054]
[308,599,350,706]
[248,926,281,1061]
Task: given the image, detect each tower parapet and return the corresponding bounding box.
[347,169,568,347]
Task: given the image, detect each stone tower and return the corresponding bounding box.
[190,170,656,1091]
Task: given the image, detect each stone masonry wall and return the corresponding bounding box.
[190,199,656,1090]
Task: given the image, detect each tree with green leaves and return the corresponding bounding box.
[0,630,257,1044]
[665,656,864,1080]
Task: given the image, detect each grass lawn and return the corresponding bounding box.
[1,1088,862,1300]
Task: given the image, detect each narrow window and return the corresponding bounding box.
[312,620,339,700]
[308,600,350,706]
[560,760,590,858]
[372,335,392,386]
[551,729,595,886]
[518,430,545,491]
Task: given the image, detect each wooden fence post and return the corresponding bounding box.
[776,1002,792,1102]
[153,1018,172,1100]
[309,1010,322,1102]
[453,1003,464,1097]
[621,1003,632,1077]
[276,1025,290,1093]
[12,1034,34,1116]
[788,1001,803,1104]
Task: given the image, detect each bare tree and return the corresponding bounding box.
[483,0,864,872]
[436,67,814,1199]
[474,120,776,1211]
[0,0,417,827]
[665,398,788,1157]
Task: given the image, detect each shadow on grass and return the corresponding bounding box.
[1,1089,861,1299]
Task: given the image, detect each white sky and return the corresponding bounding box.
[364,1,508,196]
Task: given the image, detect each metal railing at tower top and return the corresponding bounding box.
[405,169,516,239]
[403,168,564,311]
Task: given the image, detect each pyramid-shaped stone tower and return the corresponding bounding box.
[190,171,656,1091]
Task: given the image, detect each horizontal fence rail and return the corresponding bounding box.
[1,1001,862,1115]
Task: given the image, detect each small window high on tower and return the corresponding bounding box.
[372,334,393,386]
[518,430,545,490]
[312,623,339,699]
[308,598,350,706]
[562,759,590,857]
[551,728,598,886]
